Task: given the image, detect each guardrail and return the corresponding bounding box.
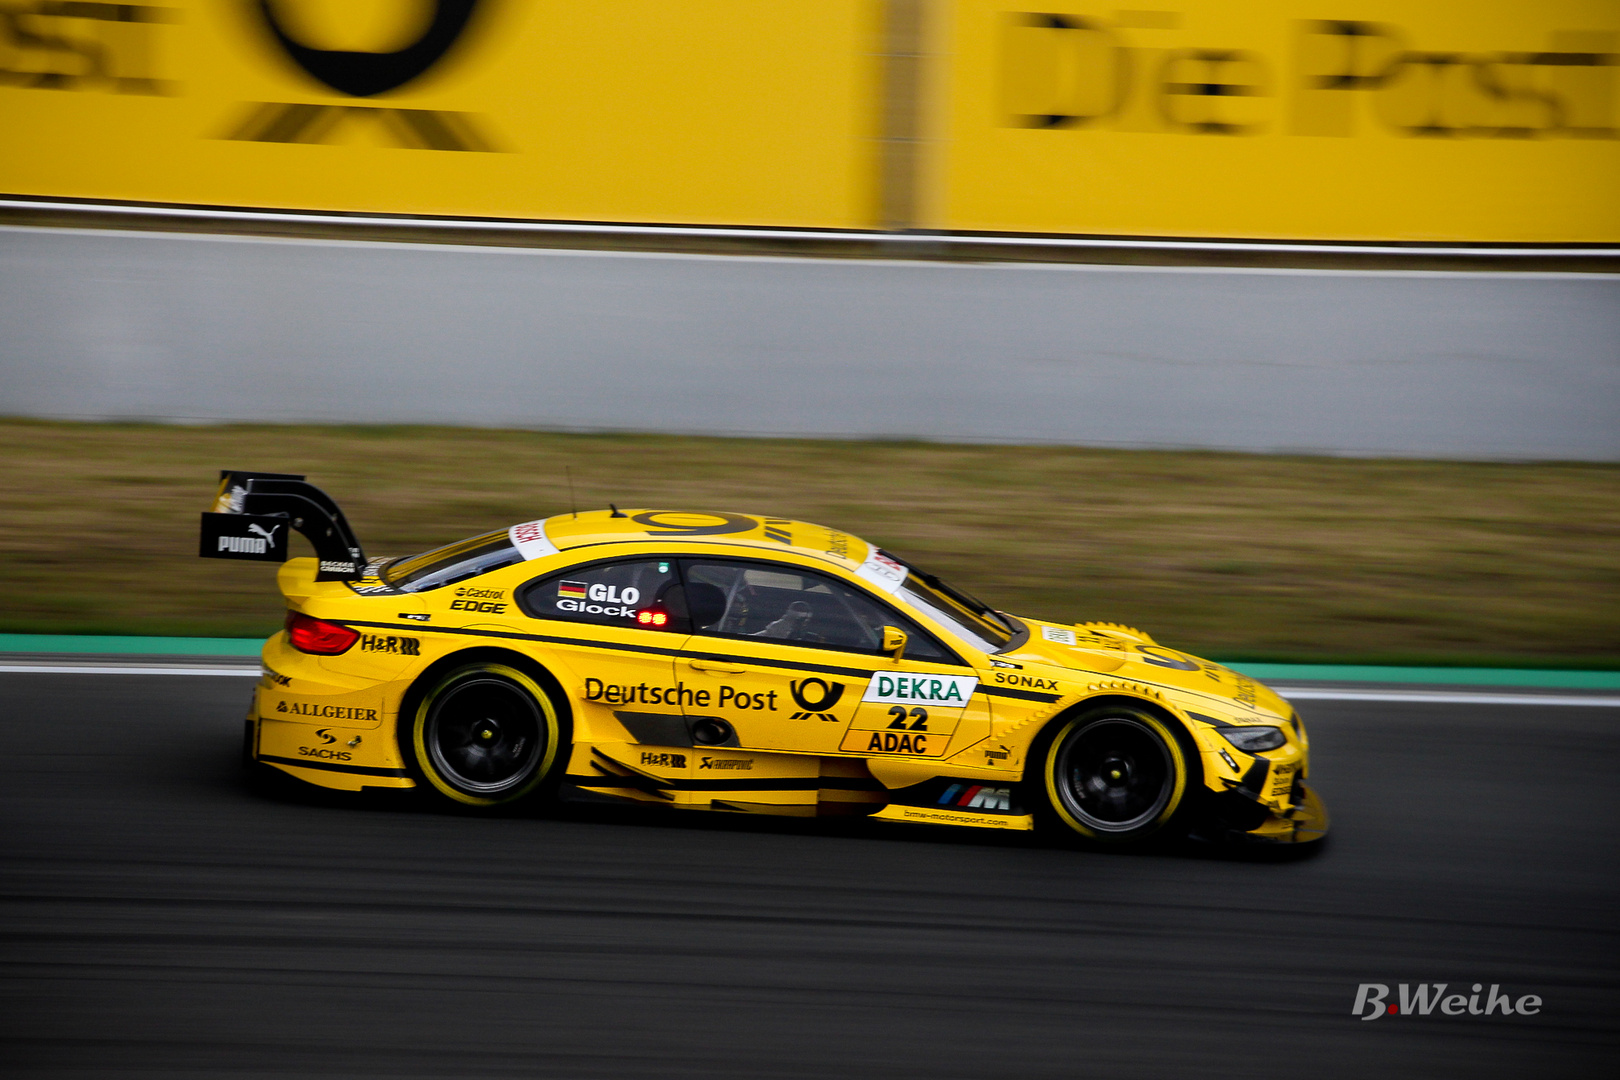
[4,198,1617,270]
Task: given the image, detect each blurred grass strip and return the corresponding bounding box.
[1,419,1615,668]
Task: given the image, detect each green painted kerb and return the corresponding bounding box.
[2,634,1617,688]
[1223,662,1620,690]
[0,634,265,657]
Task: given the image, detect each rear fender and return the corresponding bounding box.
[277,557,356,609]
[395,646,574,757]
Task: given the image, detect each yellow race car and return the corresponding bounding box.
[202,472,1327,847]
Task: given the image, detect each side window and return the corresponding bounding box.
[519,559,680,629]
[681,559,955,662]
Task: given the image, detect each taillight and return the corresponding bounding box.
[636,607,671,628]
[285,611,359,655]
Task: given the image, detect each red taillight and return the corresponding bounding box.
[636,608,670,628]
[285,611,359,654]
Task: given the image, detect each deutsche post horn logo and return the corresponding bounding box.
[254,0,485,97]
[790,678,844,712]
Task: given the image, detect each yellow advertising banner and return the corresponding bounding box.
[927,1,1620,241]
[0,0,884,228]
[4,2,1616,242]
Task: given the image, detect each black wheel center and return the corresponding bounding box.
[1053,717,1175,832]
[423,676,548,796]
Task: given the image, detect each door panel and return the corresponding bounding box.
[674,557,989,760]
[839,668,992,761]
[515,558,683,744]
[678,638,878,754]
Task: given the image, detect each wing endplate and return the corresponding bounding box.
[200,471,367,581]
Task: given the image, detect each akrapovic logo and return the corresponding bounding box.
[1352,984,1542,1020]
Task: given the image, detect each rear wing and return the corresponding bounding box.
[199,471,367,581]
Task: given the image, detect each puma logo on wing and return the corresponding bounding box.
[248,523,281,546]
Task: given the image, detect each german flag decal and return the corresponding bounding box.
[557,580,589,599]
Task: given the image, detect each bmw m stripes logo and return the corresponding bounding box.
[938,784,1013,812]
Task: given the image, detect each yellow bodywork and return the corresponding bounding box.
[249,509,1325,843]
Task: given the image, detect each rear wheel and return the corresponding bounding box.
[408,662,564,808]
[1036,704,1193,845]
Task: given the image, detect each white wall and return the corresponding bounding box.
[3,227,1616,459]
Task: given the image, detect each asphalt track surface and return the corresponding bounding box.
[2,673,1616,1078]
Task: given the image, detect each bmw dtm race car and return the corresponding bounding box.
[202,472,1327,846]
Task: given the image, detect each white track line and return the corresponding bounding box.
[1,664,1616,704]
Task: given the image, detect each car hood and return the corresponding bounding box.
[992,618,1292,720]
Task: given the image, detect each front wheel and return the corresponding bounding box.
[408,662,565,809]
[1036,705,1193,845]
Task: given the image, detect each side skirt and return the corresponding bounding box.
[558,742,1033,828]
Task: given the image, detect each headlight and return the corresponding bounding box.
[1220,725,1286,752]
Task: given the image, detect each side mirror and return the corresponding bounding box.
[882,626,908,662]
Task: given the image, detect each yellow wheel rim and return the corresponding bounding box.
[412,663,560,806]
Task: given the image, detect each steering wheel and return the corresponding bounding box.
[757,600,814,640]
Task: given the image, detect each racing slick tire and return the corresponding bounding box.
[1033,703,1197,846]
[406,661,566,810]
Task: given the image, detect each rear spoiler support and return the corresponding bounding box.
[199,471,367,581]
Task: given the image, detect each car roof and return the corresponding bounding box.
[539,509,874,573]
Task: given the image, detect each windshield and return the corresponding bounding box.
[881,550,1014,652]
[382,529,523,593]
